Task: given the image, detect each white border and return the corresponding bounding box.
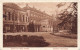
[0,0,79,50]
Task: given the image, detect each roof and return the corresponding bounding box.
[3,3,22,11]
[22,4,51,16]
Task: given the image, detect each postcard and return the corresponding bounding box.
[0,0,79,50]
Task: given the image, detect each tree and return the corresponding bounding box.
[56,2,77,34]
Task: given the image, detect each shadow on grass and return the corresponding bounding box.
[3,35,50,47]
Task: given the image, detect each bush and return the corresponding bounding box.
[3,35,49,47]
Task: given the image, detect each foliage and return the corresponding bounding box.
[57,2,77,33]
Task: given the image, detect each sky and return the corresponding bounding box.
[15,2,71,16]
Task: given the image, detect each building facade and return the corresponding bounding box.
[40,19,53,32]
[3,3,53,33]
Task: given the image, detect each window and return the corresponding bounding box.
[15,14,17,21]
[26,17,27,22]
[23,15,24,22]
[5,12,7,20]
[19,14,21,22]
[8,12,10,20]
[12,13,14,21]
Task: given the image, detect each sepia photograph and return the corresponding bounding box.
[3,2,77,47]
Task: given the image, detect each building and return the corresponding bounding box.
[3,3,53,33]
[40,19,53,32]
[3,3,29,32]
